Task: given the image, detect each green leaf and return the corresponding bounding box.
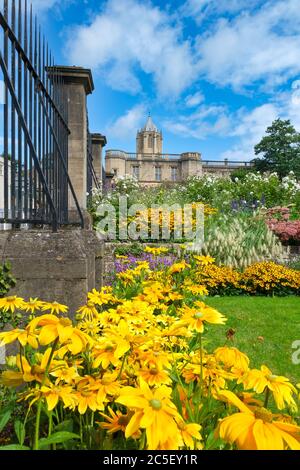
[0,445,30,450]
[0,407,13,433]
[14,420,25,446]
[54,419,74,433]
[38,432,80,449]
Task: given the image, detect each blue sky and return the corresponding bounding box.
[30,0,300,160]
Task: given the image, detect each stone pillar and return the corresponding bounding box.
[91,133,107,187]
[0,230,104,315]
[50,66,94,211]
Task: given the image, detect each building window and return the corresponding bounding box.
[113,168,118,176]
[155,166,161,181]
[132,165,140,179]
[148,134,154,148]
[171,167,177,181]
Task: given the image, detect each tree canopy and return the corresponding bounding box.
[253,118,300,178]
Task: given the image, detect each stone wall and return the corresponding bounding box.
[0,229,104,316]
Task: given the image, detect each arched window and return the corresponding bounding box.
[148,134,154,148]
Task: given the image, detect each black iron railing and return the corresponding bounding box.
[0,0,83,230]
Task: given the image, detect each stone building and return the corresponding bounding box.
[105,116,252,184]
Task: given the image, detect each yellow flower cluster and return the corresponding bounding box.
[0,258,299,451]
[128,203,216,239]
[241,261,300,294]
[195,261,300,295]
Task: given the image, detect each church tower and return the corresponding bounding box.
[136,115,163,157]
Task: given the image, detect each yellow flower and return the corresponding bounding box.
[77,302,99,318]
[194,255,215,265]
[217,390,300,450]
[95,372,120,402]
[178,302,227,333]
[29,315,90,354]
[214,347,249,372]
[115,255,129,260]
[167,292,184,301]
[0,296,24,312]
[243,365,297,410]
[169,261,190,275]
[144,246,169,255]
[50,366,79,384]
[22,298,44,313]
[40,383,77,411]
[0,370,24,387]
[92,338,128,369]
[75,376,106,414]
[116,380,181,450]
[177,421,202,449]
[41,301,68,315]
[88,288,116,306]
[0,328,38,349]
[99,407,132,434]
[138,365,171,386]
[78,318,101,336]
[184,285,208,296]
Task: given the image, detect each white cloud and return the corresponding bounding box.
[195,0,300,90]
[163,104,231,140]
[183,0,263,23]
[185,91,204,107]
[65,0,197,97]
[221,104,278,161]
[107,104,146,139]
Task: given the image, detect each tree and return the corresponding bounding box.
[253,119,300,178]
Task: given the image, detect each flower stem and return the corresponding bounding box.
[199,333,204,392]
[264,387,270,408]
[33,337,59,450]
[33,398,43,450]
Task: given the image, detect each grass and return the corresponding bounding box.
[205,296,300,383]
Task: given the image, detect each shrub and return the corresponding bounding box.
[240,261,300,296]
[195,264,242,296]
[0,262,16,298]
[264,207,300,244]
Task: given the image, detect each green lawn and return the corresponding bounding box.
[205,296,300,383]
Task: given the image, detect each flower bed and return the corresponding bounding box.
[0,256,299,450]
[110,251,300,296]
[265,207,300,244]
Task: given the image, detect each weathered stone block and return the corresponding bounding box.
[0,229,104,316]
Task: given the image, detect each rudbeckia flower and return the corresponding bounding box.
[29,315,91,354]
[193,255,215,266]
[243,365,297,410]
[0,296,24,312]
[40,383,77,411]
[214,347,249,373]
[0,328,38,349]
[41,301,68,315]
[138,365,171,386]
[217,390,300,450]
[178,303,227,333]
[116,380,181,450]
[177,420,202,449]
[98,407,139,436]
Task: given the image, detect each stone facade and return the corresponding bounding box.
[105,116,252,184]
